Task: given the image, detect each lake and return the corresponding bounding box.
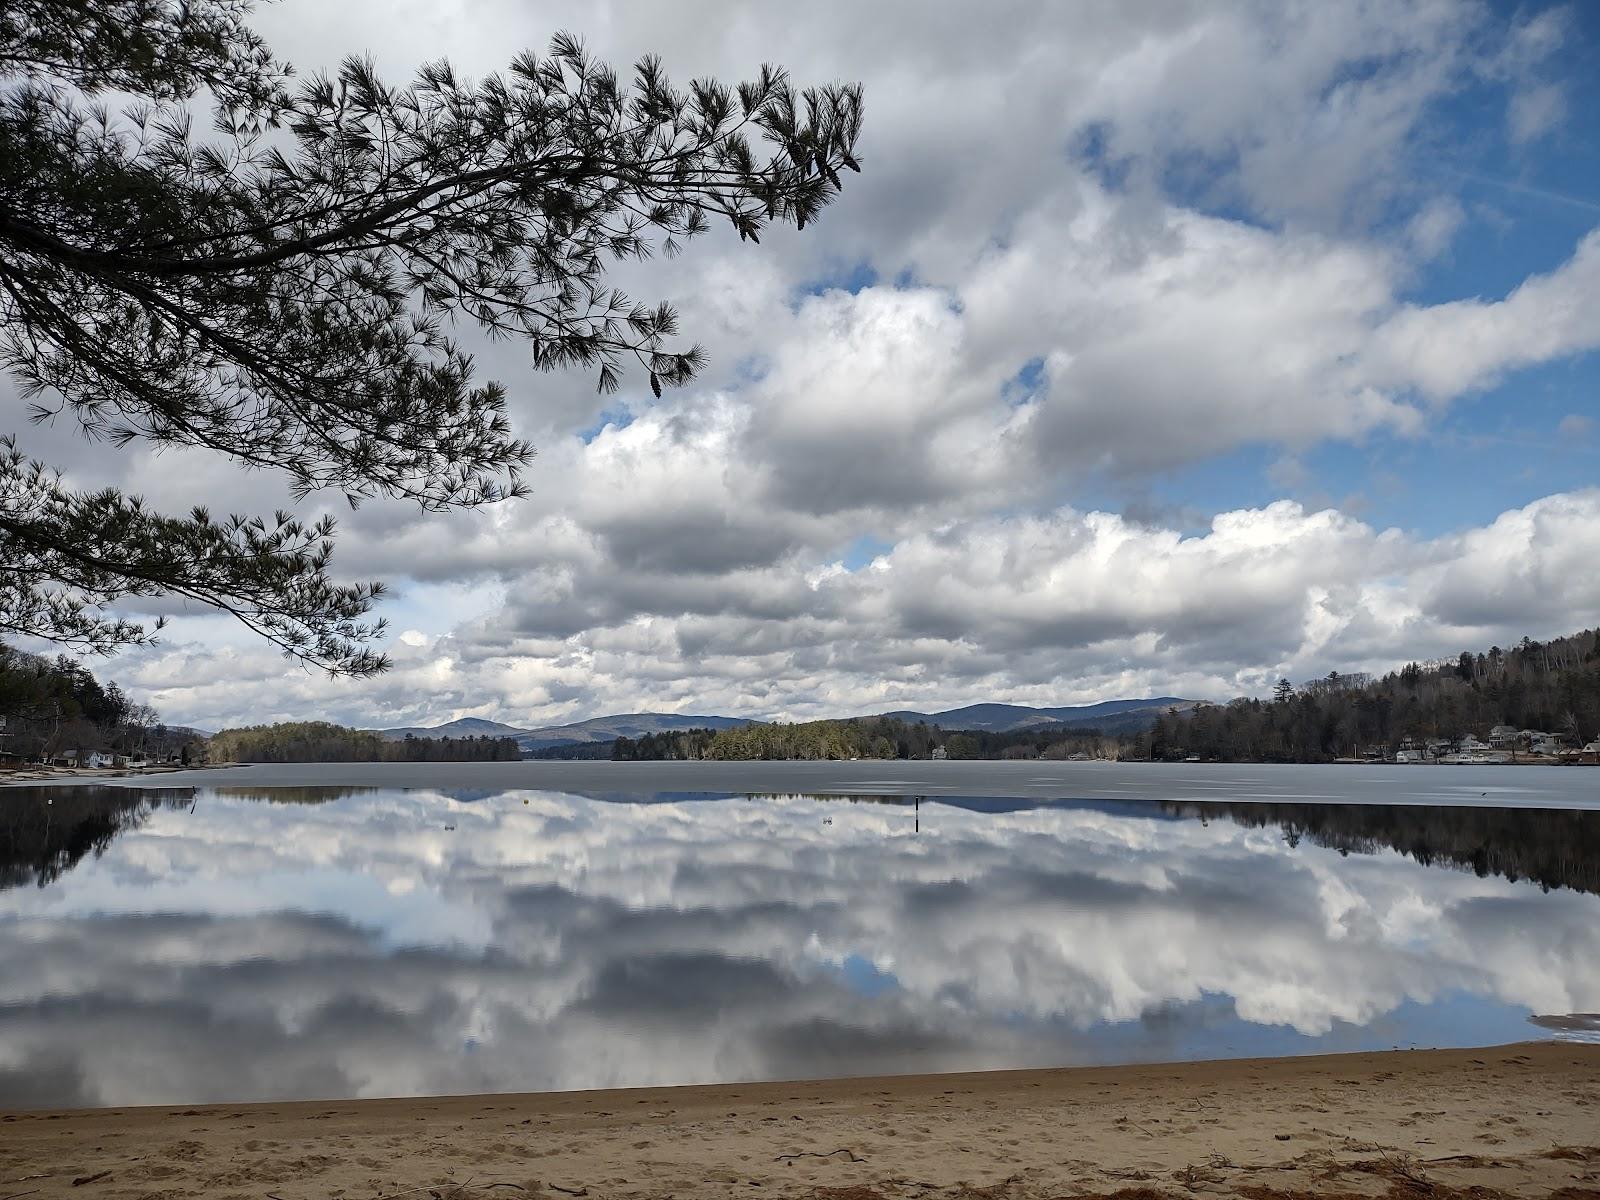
[3,779,1599,1110]
[31,758,1600,807]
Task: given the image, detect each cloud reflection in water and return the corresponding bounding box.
[1,786,1598,1109]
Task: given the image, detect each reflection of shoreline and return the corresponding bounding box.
[4,785,1599,1111]
[0,785,376,890]
[1166,801,1600,897]
[211,785,382,804]
[5,785,1600,896]
[0,787,195,890]
[1530,1012,1600,1032]
[757,791,1600,897]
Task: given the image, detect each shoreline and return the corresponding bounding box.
[4,1043,1597,1199]
[0,763,243,785]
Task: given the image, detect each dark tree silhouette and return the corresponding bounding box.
[1138,628,1600,762]
[1,0,863,673]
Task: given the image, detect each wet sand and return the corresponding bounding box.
[3,1043,1597,1200]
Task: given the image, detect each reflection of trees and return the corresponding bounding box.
[0,787,195,890]
[751,792,915,804]
[793,793,1600,896]
[211,786,377,805]
[0,786,372,889]
[8,784,1597,900]
[1169,802,1600,896]
[0,784,414,890]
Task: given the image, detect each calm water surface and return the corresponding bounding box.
[2,784,1599,1109]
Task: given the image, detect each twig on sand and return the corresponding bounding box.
[548,1185,588,1196]
[367,1179,529,1200]
[1382,1150,1436,1195]
[367,1183,444,1200]
[2,1189,43,1200]
[775,1149,865,1164]
[952,1172,1024,1199]
[1319,1149,1436,1196]
[71,1171,112,1187]
[1174,1160,1232,1192]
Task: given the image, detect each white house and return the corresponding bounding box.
[1487,725,1520,749]
[86,751,115,768]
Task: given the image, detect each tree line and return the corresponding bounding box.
[608,717,1115,761]
[526,741,614,760]
[1136,628,1600,762]
[207,721,521,763]
[602,628,1600,765]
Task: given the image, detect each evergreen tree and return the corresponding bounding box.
[1,1,863,673]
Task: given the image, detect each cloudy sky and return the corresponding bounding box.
[8,0,1600,730]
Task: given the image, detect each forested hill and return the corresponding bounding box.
[610,716,1115,761]
[1142,629,1600,763]
[0,643,192,762]
[208,722,521,763]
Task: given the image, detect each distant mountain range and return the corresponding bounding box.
[373,712,754,753]
[371,697,1195,752]
[374,716,531,741]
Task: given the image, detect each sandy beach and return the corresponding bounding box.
[2,1043,1596,1200]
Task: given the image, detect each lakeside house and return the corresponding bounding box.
[10,748,149,771]
[1526,731,1568,756]
[1435,735,1512,764]
[1482,727,1572,757]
